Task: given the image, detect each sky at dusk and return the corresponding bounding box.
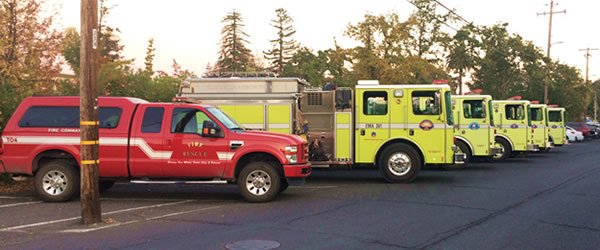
[48,0,599,83]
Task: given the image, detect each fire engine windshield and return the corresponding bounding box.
[206,107,245,131]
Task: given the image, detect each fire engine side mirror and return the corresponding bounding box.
[201,120,222,138]
[435,90,441,114]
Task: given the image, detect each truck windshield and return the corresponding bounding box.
[444,91,454,125]
[207,107,245,130]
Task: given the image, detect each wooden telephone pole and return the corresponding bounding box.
[537,0,566,104]
[80,0,101,224]
[579,47,599,121]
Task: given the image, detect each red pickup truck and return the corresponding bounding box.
[0,96,310,202]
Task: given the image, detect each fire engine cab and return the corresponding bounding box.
[179,75,465,183]
[547,105,567,146]
[451,91,503,165]
[530,101,553,151]
[0,96,311,202]
[491,97,539,161]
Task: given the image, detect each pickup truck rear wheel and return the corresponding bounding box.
[34,160,79,202]
[238,162,281,202]
[378,144,421,183]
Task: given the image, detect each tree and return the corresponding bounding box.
[0,0,62,131]
[216,10,253,72]
[264,8,298,75]
[404,0,455,60]
[144,38,156,75]
[446,25,479,94]
[0,0,62,82]
[282,47,326,86]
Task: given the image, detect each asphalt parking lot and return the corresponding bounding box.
[1,140,599,249]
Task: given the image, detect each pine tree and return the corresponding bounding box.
[264,8,298,75]
[216,10,253,72]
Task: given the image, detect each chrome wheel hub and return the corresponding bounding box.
[245,170,271,196]
[493,143,505,158]
[42,170,68,196]
[388,153,411,176]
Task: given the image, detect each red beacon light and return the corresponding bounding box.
[432,79,448,85]
[548,104,559,107]
[465,89,483,95]
[507,96,522,100]
[530,100,540,104]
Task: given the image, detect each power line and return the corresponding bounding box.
[431,0,471,25]
[404,0,458,31]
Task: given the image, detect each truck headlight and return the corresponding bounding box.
[284,146,298,164]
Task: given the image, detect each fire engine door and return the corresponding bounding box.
[503,104,528,151]
[162,107,230,178]
[407,89,447,163]
[458,99,490,155]
[355,89,391,163]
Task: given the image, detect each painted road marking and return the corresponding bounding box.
[60,205,224,233]
[0,200,194,232]
[0,201,43,208]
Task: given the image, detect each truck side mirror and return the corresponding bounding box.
[201,120,223,138]
[435,90,441,114]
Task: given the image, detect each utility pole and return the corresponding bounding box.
[80,0,101,224]
[537,0,566,104]
[579,48,599,121]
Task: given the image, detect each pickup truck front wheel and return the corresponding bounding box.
[35,160,79,202]
[238,162,281,202]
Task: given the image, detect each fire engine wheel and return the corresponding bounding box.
[34,160,79,202]
[379,144,421,183]
[490,138,511,162]
[443,140,470,170]
[238,162,281,202]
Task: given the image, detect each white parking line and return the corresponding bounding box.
[0,200,194,232]
[60,205,224,233]
[0,196,34,200]
[0,201,43,208]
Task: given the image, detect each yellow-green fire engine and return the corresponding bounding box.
[530,102,553,151]
[178,75,464,183]
[491,98,539,161]
[451,94,502,165]
[547,105,567,146]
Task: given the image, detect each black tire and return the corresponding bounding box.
[99,180,115,193]
[279,179,289,193]
[238,162,281,202]
[378,143,421,183]
[443,140,470,170]
[34,160,79,202]
[490,137,511,162]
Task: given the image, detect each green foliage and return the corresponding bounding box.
[216,10,254,72]
[264,8,298,75]
[144,38,156,75]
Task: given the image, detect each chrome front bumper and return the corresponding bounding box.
[490,147,504,156]
[454,152,466,164]
[527,144,540,152]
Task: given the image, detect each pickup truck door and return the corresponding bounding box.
[129,105,167,177]
[162,107,230,178]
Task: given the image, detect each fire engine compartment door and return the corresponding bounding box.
[335,112,352,161]
[355,89,390,163]
[457,99,490,156]
[218,104,265,131]
[162,107,230,178]
[268,105,292,134]
[407,89,447,163]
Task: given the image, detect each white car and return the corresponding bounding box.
[566,126,584,142]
